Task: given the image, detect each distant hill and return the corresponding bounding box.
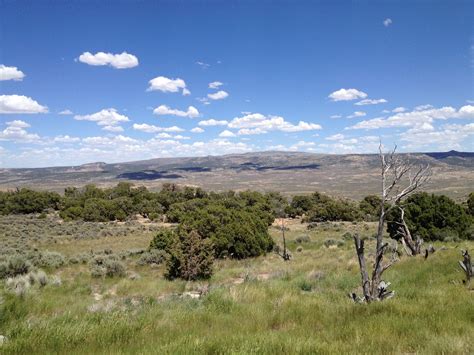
[425,150,474,160]
[0,151,472,200]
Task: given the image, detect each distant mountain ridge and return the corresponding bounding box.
[0,150,472,200]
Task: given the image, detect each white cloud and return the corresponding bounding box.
[329,88,367,101]
[0,120,39,142]
[209,81,223,89]
[153,105,199,118]
[102,125,124,133]
[349,105,474,130]
[330,114,342,119]
[133,123,184,133]
[191,127,204,133]
[78,51,138,69]
[414,104,433,111]
[228,113,322,135]
[147,76,188,94]
[219,130,236,137]
[59,109,73,115]
[173,135,190,140]
[74,108,129,128]
[458,105,474,117]
[54,135,80,143]
[355,98,387,106]
[0,95,48,114]
[347,111,366,118]
[0,65,25,81]
[156,133,172,139]
[6,120,30,128]
[182,88,191,96]
[392,107,406,113]
[401,123,474,151]
[207,90,229,100]
[198,119,228,126]
[383,18,393,27]
[326,133,345,141]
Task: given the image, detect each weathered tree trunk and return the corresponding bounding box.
[277,218,290,261]
[459,250,472,286]
[353,234,371,301]
[396,206,422,256]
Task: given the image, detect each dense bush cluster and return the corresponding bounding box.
[60,183,166,222]
[0,188,60,215]
[387,193,473,241]
[285,192,365,222]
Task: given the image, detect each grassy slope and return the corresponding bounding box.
[0,218,473,354]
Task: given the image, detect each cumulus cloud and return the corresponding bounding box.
[0,95,48,114]
[59,109,73,115]
[401,123,474,151]
[348,105,474,130]
[355,98,387,106]
[330,114,342,119]
[153,105,199,118]
[78,51,138,69]
[219,130,236,137]
[209,81,223,89]
[198,119,229,126]
[147,76,188,94]
[0,65,25,81]
[207,90,229,100]
[0,120,39,142]
[228,113,322,135]
[132,123,184,133]
[74,108,129,130]
[6,120,30,128]
[191,127,204,133]
[328,88,368,101]
[383,18,393,27]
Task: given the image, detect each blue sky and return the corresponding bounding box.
[0,0,473,167]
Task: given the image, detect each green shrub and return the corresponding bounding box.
[295,235,311,243]
[137,249,167,266]
[176,203,274,259]
[89,255,126,278]
[104,260,126,277]
[150,229,177,252]
[467,192,474,216]
[30,251,65,269]
[0,256,32,279]
[298,279,313,292]
[165,230,214,281]
[387,192,472,241]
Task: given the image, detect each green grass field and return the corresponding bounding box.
[1,216,473,354]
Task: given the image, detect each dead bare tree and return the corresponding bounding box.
[278,218,291,261]
[459,250,472,286]
[352,143,431,302]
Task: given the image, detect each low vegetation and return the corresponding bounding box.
[0,183,473,353]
